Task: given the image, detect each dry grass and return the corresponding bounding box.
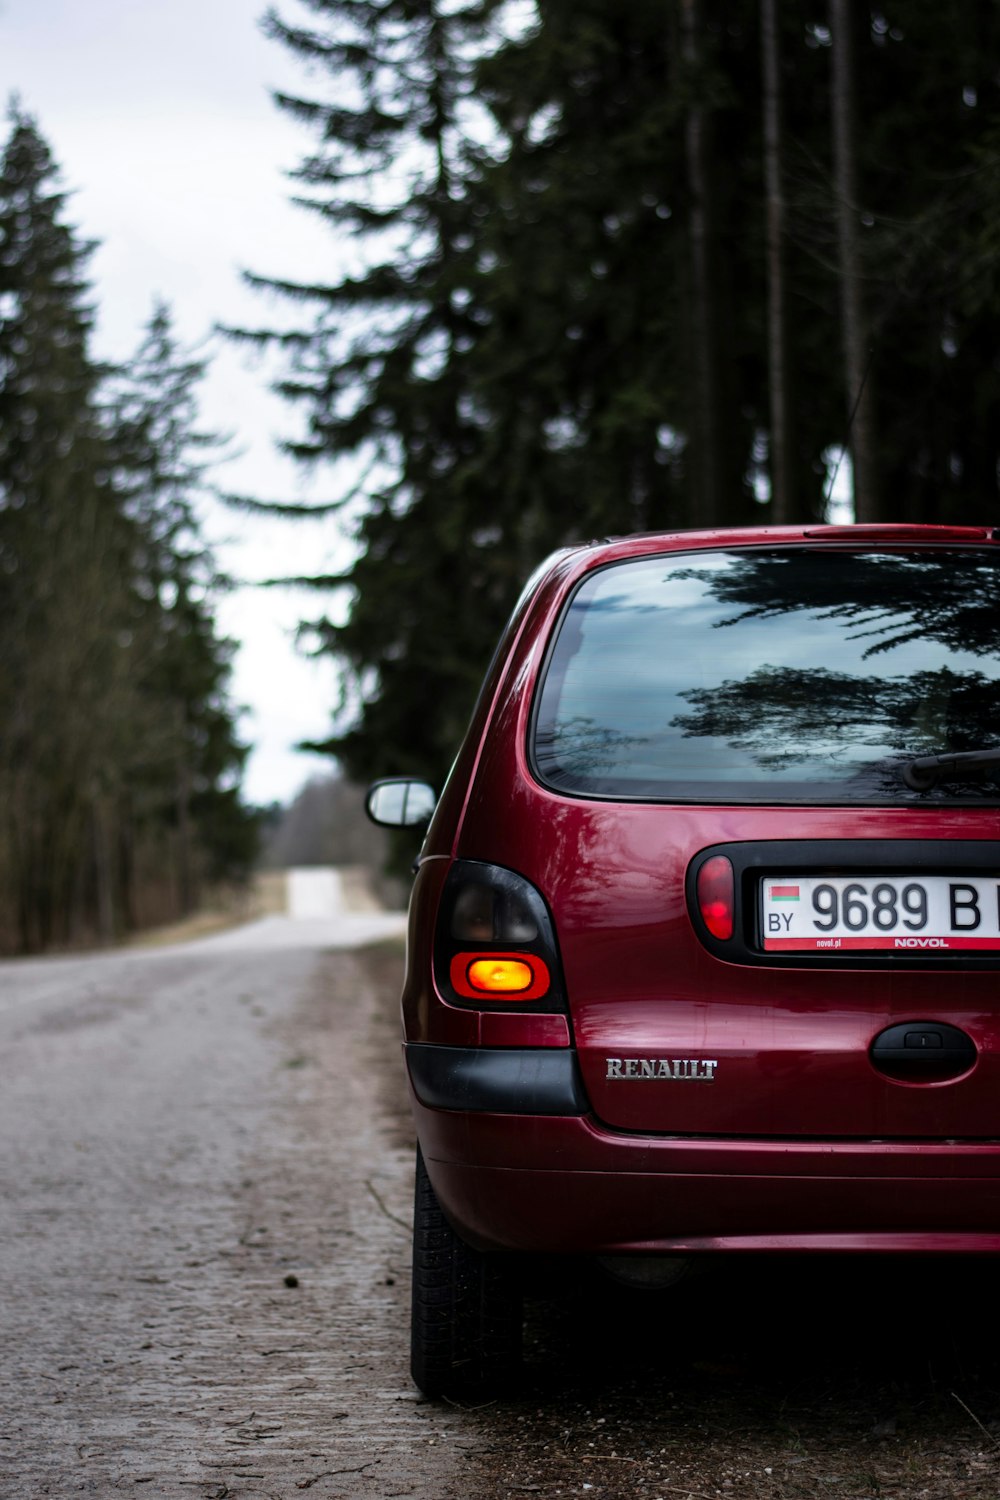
[124,870,288,948]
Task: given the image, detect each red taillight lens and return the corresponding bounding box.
[450,952,551,1001]
[696,855,735,940]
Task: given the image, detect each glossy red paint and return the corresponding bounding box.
[402,526,1000,1257]
[411,1100,1000,1252]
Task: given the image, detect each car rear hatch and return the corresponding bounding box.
[460,538,1000,1140]
[541,804,1000,1138]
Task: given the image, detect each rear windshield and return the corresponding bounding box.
[532,547,1000,803]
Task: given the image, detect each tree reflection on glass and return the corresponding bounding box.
[533,547,1000,801]
[671,550,1000,660]
[671,665,1000,794]
[534,717,640,792]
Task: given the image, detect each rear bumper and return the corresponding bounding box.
[408,1045,1000,1255]
[407,1041,586,1114]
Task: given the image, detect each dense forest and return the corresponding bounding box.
[3,4,999,949]
[0,108,256,952]
[236,0,1000,793]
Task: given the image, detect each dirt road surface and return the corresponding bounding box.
[3,874,1000,1499]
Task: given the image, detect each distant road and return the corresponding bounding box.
[287,866,345,919]
[181,866,408,953]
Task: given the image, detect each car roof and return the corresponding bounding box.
[543,522,998,585]
[579,521,994,558]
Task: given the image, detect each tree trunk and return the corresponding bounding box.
[92,789,116,945]
[177,762,195,915]
[760,0,794,522]
[830,0,879,521]
[680,0,728,527]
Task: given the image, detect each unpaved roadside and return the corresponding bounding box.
[3,916,1000,1500]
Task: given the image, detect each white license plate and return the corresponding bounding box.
[761,874,1000,951]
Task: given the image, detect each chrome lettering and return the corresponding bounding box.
[604,1057,718,1082]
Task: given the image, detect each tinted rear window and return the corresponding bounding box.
[532,548,1000,803]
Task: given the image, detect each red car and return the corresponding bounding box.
[367,523,1000,1398]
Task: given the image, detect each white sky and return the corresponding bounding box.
[0,0,356,804]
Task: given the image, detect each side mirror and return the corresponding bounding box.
[365,778,437,828]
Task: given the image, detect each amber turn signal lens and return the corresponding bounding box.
[696,855,735,940]
[449,951,552,1002]
[468,958,533,993]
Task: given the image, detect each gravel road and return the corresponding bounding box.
[0,879,470,1498]
[4,875,1000,1500]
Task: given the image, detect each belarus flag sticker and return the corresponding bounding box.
[770,885,800,901]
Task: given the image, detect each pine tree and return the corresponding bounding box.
[0,106,143,946]
[244,0,1000,791]
[851,1,1000,520]
[0,111,255,949]
[232,0,520,787]
[109,303,255,915]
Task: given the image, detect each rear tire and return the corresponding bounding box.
[410,1145,522,1399]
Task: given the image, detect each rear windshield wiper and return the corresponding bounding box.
[902,746,1000,791]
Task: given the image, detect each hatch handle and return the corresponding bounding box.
[870,1022,976,1077]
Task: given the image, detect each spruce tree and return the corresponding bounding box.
[847,0,1000,520]
[0,106,141,946]
[245,0,1000,791]
[234,0,516,787]
[0,111,254,949]
[110,303,255,913]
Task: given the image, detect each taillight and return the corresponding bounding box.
[435,861,565,1010]
[449,953,552,1001]
[696,855,735,940]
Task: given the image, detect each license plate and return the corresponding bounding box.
[761,874,1000,951]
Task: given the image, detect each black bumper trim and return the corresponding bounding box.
[406,1043,588,1116]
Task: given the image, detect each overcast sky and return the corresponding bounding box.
[1,0,356,804]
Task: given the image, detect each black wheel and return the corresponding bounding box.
[410,1145,523,1399]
